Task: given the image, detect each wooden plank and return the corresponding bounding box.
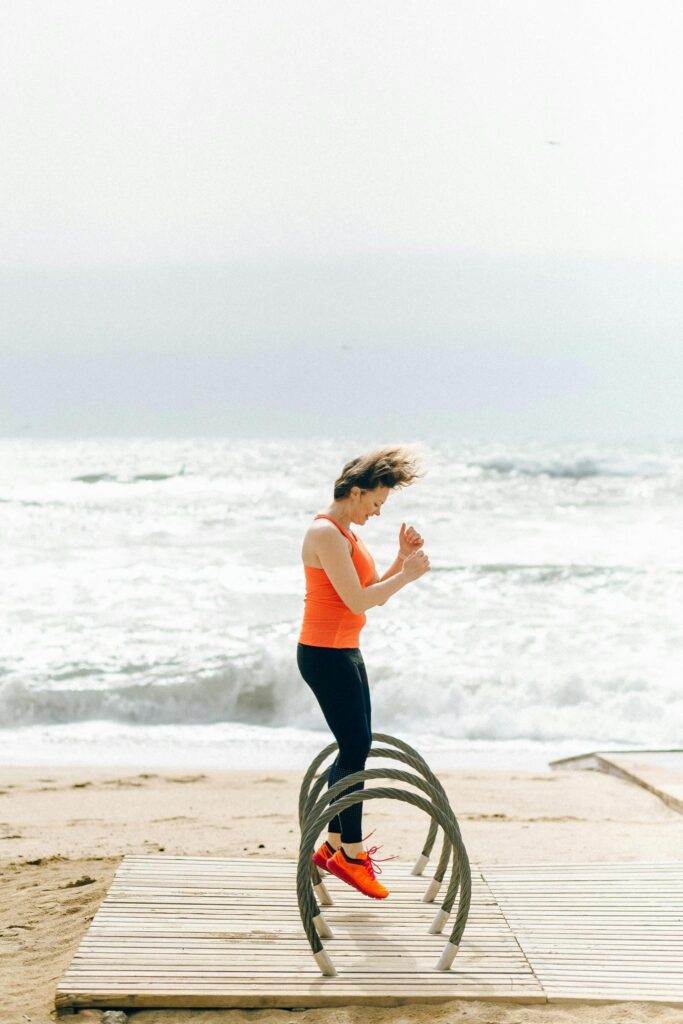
[60,966,540,974]
[55,994,549,1011]
[116,860,679,868]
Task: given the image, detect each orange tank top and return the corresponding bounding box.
[298,514,376,648]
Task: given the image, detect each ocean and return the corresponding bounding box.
[1,435,681,772]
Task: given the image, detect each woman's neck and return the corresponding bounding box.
[323,504,355,531]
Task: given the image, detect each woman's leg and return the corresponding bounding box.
[356,652,371,736]
[325,754,343,846]
[297,644,372,850]
[327,650,372,856]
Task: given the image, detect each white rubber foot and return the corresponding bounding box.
[435,941,459,971]
[314,948,337,976]
[422,877,442,903]
[429,907,450,934]
[411,852,429,876]
[313,912,334,939]
[314,880,333,906]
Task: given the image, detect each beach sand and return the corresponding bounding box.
[2,763,683,1024]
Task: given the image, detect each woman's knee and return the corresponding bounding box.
[338,732,372,771]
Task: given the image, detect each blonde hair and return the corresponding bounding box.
[333,445,426,500]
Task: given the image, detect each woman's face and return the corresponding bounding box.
[353,485,391,524]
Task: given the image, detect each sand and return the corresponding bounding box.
[2,763,683,1024]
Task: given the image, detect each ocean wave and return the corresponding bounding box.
[0,497,44,506]
[72,473,119,483]
[0,652,313,730]
[132,468,186,482]
[72,466,187,484]
[432,564,638,582]
[472,457,664,479]
[1,652,679,749]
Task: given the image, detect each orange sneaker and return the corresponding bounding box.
[311,839,337,872]
[324,843,397,899]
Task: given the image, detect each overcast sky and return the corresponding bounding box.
[1,1,682,439]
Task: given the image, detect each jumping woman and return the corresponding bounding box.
[296,446,431,899]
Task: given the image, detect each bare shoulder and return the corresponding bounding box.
[301,518,352,568]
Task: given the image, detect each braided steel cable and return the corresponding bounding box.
[301,762,469,922]
[373,732,444,871]
[298,731,452,880]
[300,734,442,860]
[304,747,455,900]
[296,766,471,976]
[298,733,442,864]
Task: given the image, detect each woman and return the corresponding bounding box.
[296,446,431,899]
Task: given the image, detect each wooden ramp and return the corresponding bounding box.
[55,856,683,1014]
[550,749,683,814]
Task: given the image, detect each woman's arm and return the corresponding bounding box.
[370,553,406,605]
[316,528,411,614]
[378,553,405,583]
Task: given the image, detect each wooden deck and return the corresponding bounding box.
[550,748,683,814]
[55,855,683,1014]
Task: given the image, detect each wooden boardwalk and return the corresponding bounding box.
[550,748,683,815]
[56,855,683,1014]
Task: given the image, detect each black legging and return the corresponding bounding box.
[296,642,372,843]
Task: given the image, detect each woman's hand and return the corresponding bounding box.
[401,549,431,581]
[398,522,424,559]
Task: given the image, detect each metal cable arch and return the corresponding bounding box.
[303,746,456,905]
[296,764,471,976]
[298,731,458,881]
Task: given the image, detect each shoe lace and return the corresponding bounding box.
[360,843,398,879]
